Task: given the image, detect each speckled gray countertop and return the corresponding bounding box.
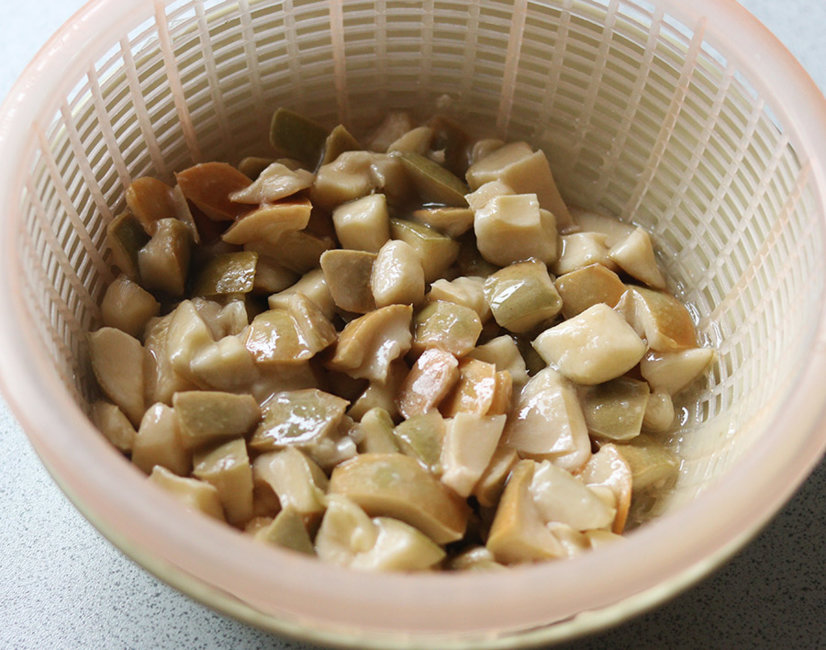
[1,1,824,648]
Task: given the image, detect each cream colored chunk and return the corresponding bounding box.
[332,194,391,253]
[132,402,190,476]
[616,286,698,351]
[440,413,506,497]
[193,437,254,526]
[190,336,258,391]
[327,305,413,382]
[642,390,675,432]
[486,460,565,564]
[91,401,136,453]
[367,112,415,152]
[252,508,315,555]
[271,268,336,320]
[569,206,635,245]
[577,444,633,533]
[148,465,224,521]
[546,522,591,557]
[320,249,376,314]
[552,232,615,276]
[228,162,314,204]
[502,367,591,472]
[470,139,505,164]
[464,180,514,212]
[579,377,650,441]
[473,445,519,508]
[143,313,197,406]
[484,260,562,333]
[554,263,626,319]
[356,407,400,454]
[393,410,446,474]
[352,517,446,571]
[427,276,490,322]
[615,435,679,492]
[315,495,379,566]
[100,274,160,338]
[410,207,474,238]
[466,142,571,229]
[253,254,298,294]
[439,358,498,417]
[532,303,646,385]
[529,460,615,530]
[387,126,433,155]
[412,300,482,357]
[474,194,558,266]
[329,453,469,544]
[253,447,329,516]
[138,218,191,297]
[609,227,666,289]
[466,335,529,387]
[370,239,425,307]
[311,151,376,210]
[640,347,714,395]
[267,292,338,358]
[389,219,459,282]
[166,300,214,383]
[397,348,459,419]
[89,327,145,427]
[173,391,260,448]
[347,360,408,421]
[585,529,625,549]
[223,198,312,246]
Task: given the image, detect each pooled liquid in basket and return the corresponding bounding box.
[88,108,713,571]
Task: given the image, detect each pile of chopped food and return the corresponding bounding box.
[89,108,714,571]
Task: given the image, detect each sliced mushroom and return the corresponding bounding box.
[389,218,460,282]
[473,194,558,267]
[484,260,563,334]
[529,460,616,530]
[328,453,469,544]
[319,248,377,314]
[609,227,666,289]
[616,286,698,352]
[397,348,460,419]
[370,239,425,308]
[90,401,136,453]
[440,413,506,497]
[579,377,650,441]
[502,367,591,472]
[332,194,390,253]
[576,444,633,533]
[100,274,160,338]
[148,465,225,521]
[393,410,446,474]
[639,347,714,395]
[228,162,314,204]
[386,125,433,155]
[253,447,328,516]
[222,198,312,246]
[532,303,647,385]
[192,437,254,526]
[132,402,190,476]
[395,151,468,207]
[89,327,146,427]
[486,459,566,564]
[175,162,251,221]
[173,390,260,449]
[554,263,626,319]
[327,305,413,382]
[552,232,615,276]
[137,218,192,297]
[427,276,490,322]
[412,300,482,357]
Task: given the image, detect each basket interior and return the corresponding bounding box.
[15,0,825,519]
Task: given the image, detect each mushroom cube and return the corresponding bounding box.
[528,460,616,531]
[639,347,714,395]
[228,162,314,204]
[439,358,498,417]
[473,194,558,266]
[192,251,258,297]
[132,402,190,476]
[138,218,192,297]
[552,232,614,276]
[412,300,482,357]
[370,239,425,307]
[148,466,225,521]
[440,413,506,497]
[190,336,258,391]
[427,276,490,322]
[253,447,329,516]
[616,286,698,352]
[554,263,626,319]
[397,348,460,419]
[175,161,251,221]
[579,377,650,441]
[89,326,146,427]
[125,177,177,233]
[320,248,377,314]
[532,303,647,385]
[100,274,160,338]
[251,508,315,555]
[577,443,633,533]
[466,335,529,387]
[389,218,460,282]
[192,437,254,526]
[332,194,390,253]
[173,390,260,449]
[615,434,680,491]
[393,410,446,474]
[484,260,563,333]
[90,401,136,453]
[609,227,666,290]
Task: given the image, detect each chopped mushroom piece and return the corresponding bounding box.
[320,124,362,165]
[269,107,328,169]
[329,453,469,544]
[90,401,136,453]
[246,228,333,274]
[393,410,446,474]
[166,300,215,383]
[311,151,405,211]
[175,162,251,221]
[473,444,519,508]
[554,263,627,319]
[173,391,260,449]
[125,177,177,233]
[192,437,254,526]
[579,377,650,441]
[484,260,563,334]
[387,125,433,155]
[547,522,591,557]
[502,367,591,472]
[347,360,408,421]
[253,447,328,516]
[609,227,666,289]
[529,460,616,530]
[466,335,529,387]
[100,274,160,338]
[532,303,647,385]
[266,292,337,359]
[222,198,312,246]
[640,347,714,395]
[397,348,460,419]
[440,413,506,497]
[251,254,297,294]
[448,546,506,571]
[552,232,615,276]
[410,206,474,238]
[389,218,460,282]
[148,465,225,521]
[228,162,314,204]
[352,517,446,571]
[192,251,258,297]
[616,286,698,351]
[464,179,514,212]
[138,218,192,297]
[569,206,635,246]
[469,139,505,165]
[576,444,633,533]
[466,141,572,230]
[271,268,336,320]
[642,391,675,433]
[319,249,377,314]
[473,194,558,267]
[89,327,146,427]
[332,194,390,253]
[486,460,565,564]
[315,494,379,566]
[132,403,190,476]
[440,358,499,417]
[395,151,469,207]
[327,305,413,382]
[143,313,198,405]
[427,276,490,322]
[370,239,425,307]
[251,508,315,555]
[412,300,482,357]
[355,407,400,454]
[615,434,680,491]
[106,211,150,279]
[367,111,415,153]
[237,156,275,179]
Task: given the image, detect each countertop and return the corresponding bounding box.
[1,1,824,648]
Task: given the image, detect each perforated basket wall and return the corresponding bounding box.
[12,0,825,525]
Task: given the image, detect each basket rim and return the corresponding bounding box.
[1,0,825,646]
